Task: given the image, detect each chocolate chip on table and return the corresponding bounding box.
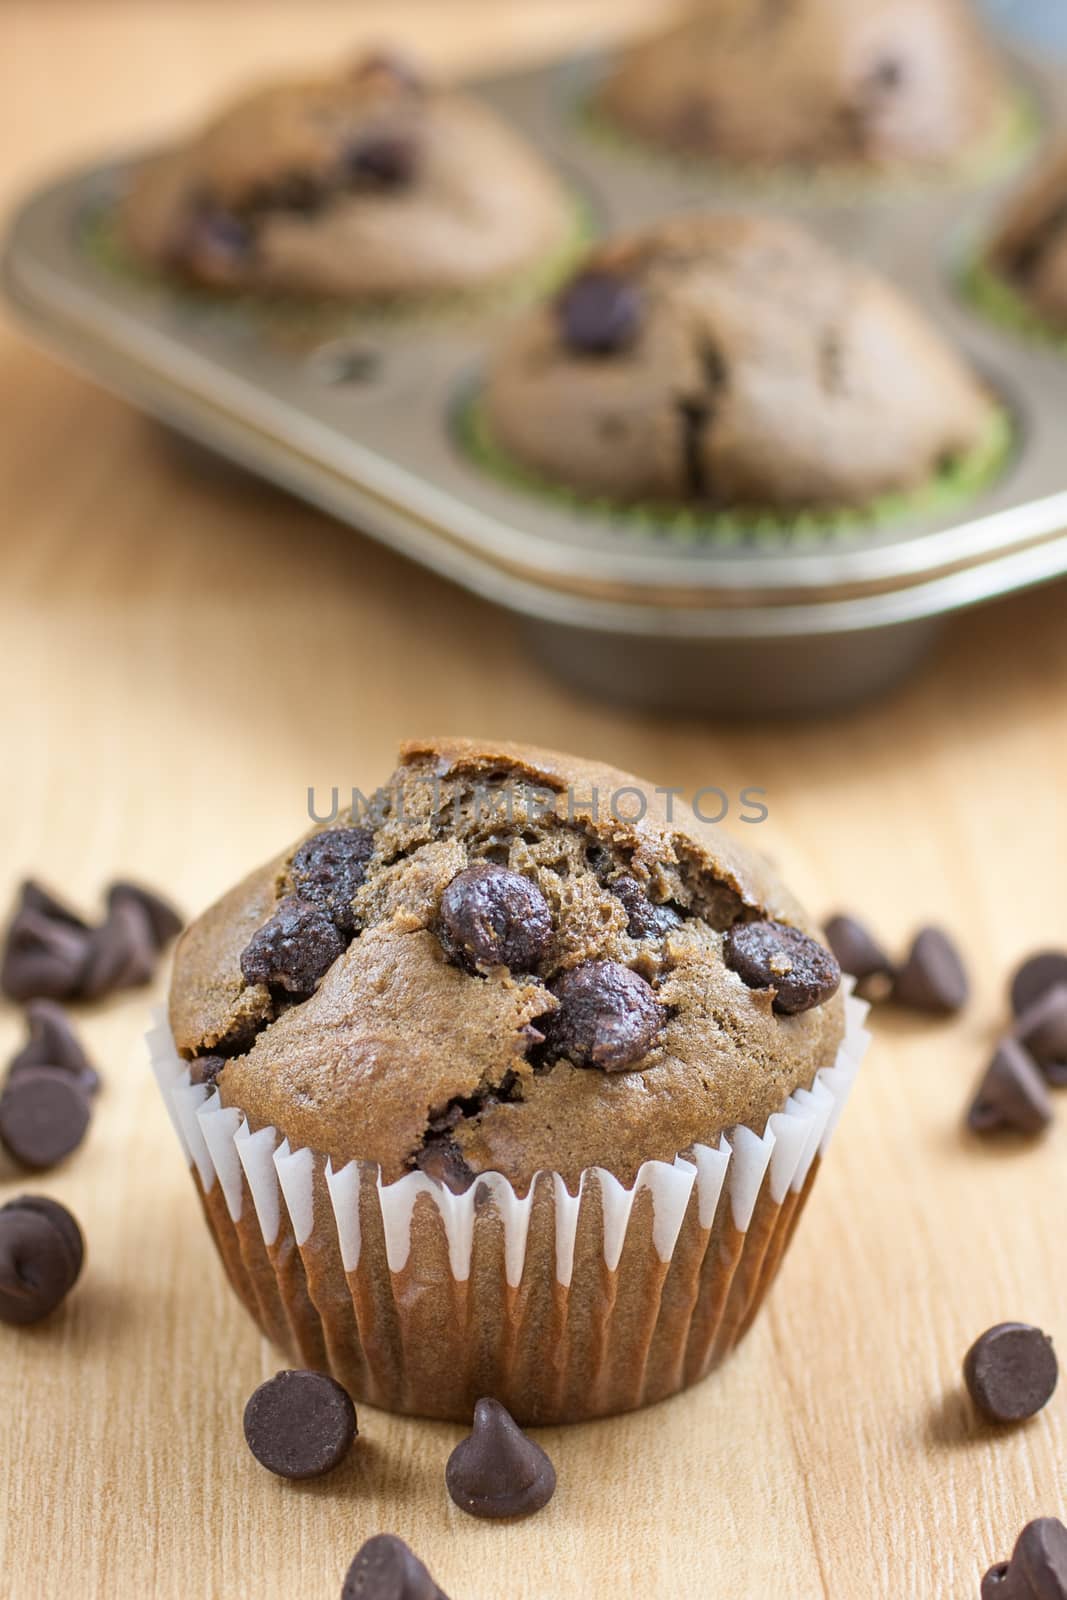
[243,1370,358,1480]
[967,1041,1053,1138]
[822,913,893,987]
[1,898,91,1002]
[982,1519,1067,1599]
[105,881,183,949]
[610,876,683,940]
[240,896,345,996]
[80,895,158,1001]
[439,864,552,974]
[723,920,841,1016]
[1014,985,1067,1082]
[891,926,969,1015]
[546,960,665,1072]
[0,1195,84,1326]
[558,270,644,356]
[348,134,419,187]
[9,1000,100,1096]
[341,1534,448,1600]
[1010,951,1067,1018]
[964,1323,1058,1424]
[291,827,374,935]
[0,1068,92,1171]
[445,1397,556,1520]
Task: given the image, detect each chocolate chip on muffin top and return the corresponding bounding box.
[169,739,844,1192]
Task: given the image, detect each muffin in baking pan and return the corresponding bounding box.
[595,0,1020,181]
[157,737,865,1422]
[121,51,579,304]
[475,213,1009,531]
[974,140,1067,344]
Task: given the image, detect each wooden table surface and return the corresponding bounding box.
[3,5,1067,1598]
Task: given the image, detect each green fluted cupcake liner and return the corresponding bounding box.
[577,86,1040,203]
[80,195,595,340]
[963,253,1067,352]
[457,392,1016,548]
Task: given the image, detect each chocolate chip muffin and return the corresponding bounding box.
[483,214,999,511]
[598,0,1012,173]
[170,737,843,1190]
[122,52,574,299]
[988,143,1067,332]
[157,738,866,1422]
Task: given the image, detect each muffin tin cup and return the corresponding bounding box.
[147,988,869,1426]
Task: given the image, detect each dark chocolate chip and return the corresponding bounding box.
[964,1323,1058,1425]
[9,1000,100,1095]
[823,913,893,984]
[243,1369,357,1480]
[348,134,418,187]
[1,903,91,1002]
[440,864,552,973]
[291,827,374,935]
[240,895,345,996]
[546,960,665,1072]
[1014,985,1067,1080]
[80,895,158,1001]
[341,1534,448,1600]
[610,876,683,940]
[189,1055,226,1089]
[967,1040,1053,1138]
[891,927,969,1015]
[445,1397,556,1520]
[0,1069,92,1170]
[414,1139,476,1193]
[1012,951,1067,1018]
[982,1519,1067,1599]
[105,881,183,949]
[723,920,841,1016]
[558,271,643,356]
[0,1195,84,1326]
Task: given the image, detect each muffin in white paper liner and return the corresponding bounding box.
[147,985,869,1424]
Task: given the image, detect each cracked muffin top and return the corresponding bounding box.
[484,214,996,509]
[598,0,1011,171]
[989,143,1067,330]
[169,739,844,1194]
[122,52,573,298]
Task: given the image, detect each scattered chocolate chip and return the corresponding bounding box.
[291,827,374,935]
[439,864,552,974]
[348,134,418,187]
[81,895,158,1000]
[558,270,643,356]
[105,881,183,949]
[982,1519,1067,1599]
[189,1055,226,1090]
[19,883,89,930]
[823,913,893,986]
[341,1534,448,1600]
[891,926,969,1015]
[1014,985,1067,1082]
[445,1397,556,1520]
[0,1069,92,1170]
[610,876,683,940]
[724,920,841,1016]
[1,901,90,1002]
[1011,951,1067,1019]
[243,1369,357,1480]
[967,1041,1053,1138]
[964,1323,1058,1425]
[0,1195,84,1326]
[9,1000,100,1096]
[240,895,345,996]
[546,960,665,1072]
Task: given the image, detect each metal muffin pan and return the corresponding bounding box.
[5,36,1067,715]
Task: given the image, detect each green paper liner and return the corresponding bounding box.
[577,84,1040,202]
[963,253,1067,352]
[79,193,595,340]
[457,391,1016,548]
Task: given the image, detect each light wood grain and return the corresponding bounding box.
[2,5,1067,1598]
